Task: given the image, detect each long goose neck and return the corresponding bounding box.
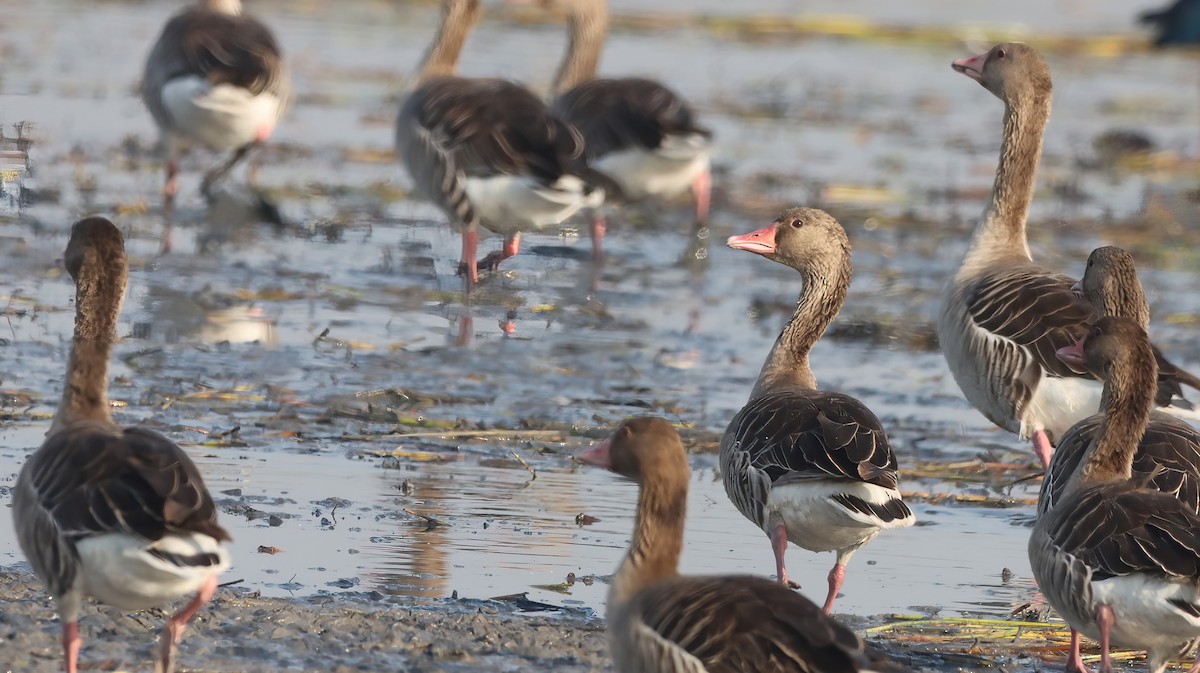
[961,95,1050,273]
[610,475,686,611]
[51,260,127,433]
[749,248,851,400]
[417,0,481,82]
[1080,345,1157,486]
[551,1,608,95]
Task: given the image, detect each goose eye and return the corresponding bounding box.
[996,48,1007,59]
[1087,259,1094,268]
[790,219,804,229]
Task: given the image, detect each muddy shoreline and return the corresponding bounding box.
[0,569,1008,672]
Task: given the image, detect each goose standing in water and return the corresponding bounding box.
[578,416,913,673]
[540,0,712,259]
[937,43,1200,468]
[13,218,230,673]
[721,207,915,614]
[396,0,608,288]
[142,0,289,251]
[1030,317,1200,673]
[1039,246,1200,672]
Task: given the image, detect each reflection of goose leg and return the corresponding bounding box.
[455,311,473,347]
[161,154,180,255]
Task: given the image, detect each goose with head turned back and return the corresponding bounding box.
[1030,317,1200,673]
[142,0,289,249]
[578,416,914,673]
[721,207,915,615]
[396,0,609,288]
[1038,246,1200,672]
[13,218,230,673]
[537,0,712,259]
[938,43,1200,469]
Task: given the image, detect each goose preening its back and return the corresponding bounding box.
[12,218,230,673]
[396,0,608,288]
[1029,317,1200,673]
[142,0,289,250]
[578,416,913,673]
[721,207,914,614]
[936,43,1200,469]
[540,0,712,258]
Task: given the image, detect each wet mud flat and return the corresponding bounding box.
[0,568,1019,673]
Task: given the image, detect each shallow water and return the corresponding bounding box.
[1,0,1200,634]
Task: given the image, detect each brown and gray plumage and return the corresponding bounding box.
[141,0,289,247]
[395,0,608,288]
[578,416,913,673]
[937,43,1200,470]
[536,0,712,259]
[1029,317,1200,673]
[12,217,230,673]
[721,208,914,615]
[1038,246,1200,672]
[1041,247,1200,515]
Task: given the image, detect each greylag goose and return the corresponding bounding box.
[937,43,1200,469]
[1029,316,1200,673]
[721,207,915,614]
[1038,246,1200,672]
[578,416,913,673]
[395,0,607,287]
[541,0,712,258]
[13,217,230,673]
[141,0,289,247]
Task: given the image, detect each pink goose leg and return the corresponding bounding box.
[1032,429,1054,469]
[157,575,219,673]
[823,563,847,615]
[692,168,711,224]
[591,214,607,261]
[1095,604,1115,673]
[476,233,521,272]
[770,524,801,589]
[1067,628,1094,673]
[62,621,81,673]
[460,228,480,287]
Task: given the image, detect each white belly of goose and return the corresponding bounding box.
[1023,375,1104,440]
[765,480,913,553]
[464,174,603,234]
[595,134,710,201]
[75,531,230,611]
[161,76,282,150]
[1078,575,1200,651]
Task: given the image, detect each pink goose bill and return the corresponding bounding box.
[726,222,779,254]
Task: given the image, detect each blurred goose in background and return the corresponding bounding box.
[1030,317,1200,673]
[396,0,609,288]
[578,416,913,673]
[1039,246,1200,672]
[13,218,230,673]
[721,207,915,614]
[1141,0,1200,46]
[141,0,289,251]
[538,0,712,260]
[937,43,1200,469]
